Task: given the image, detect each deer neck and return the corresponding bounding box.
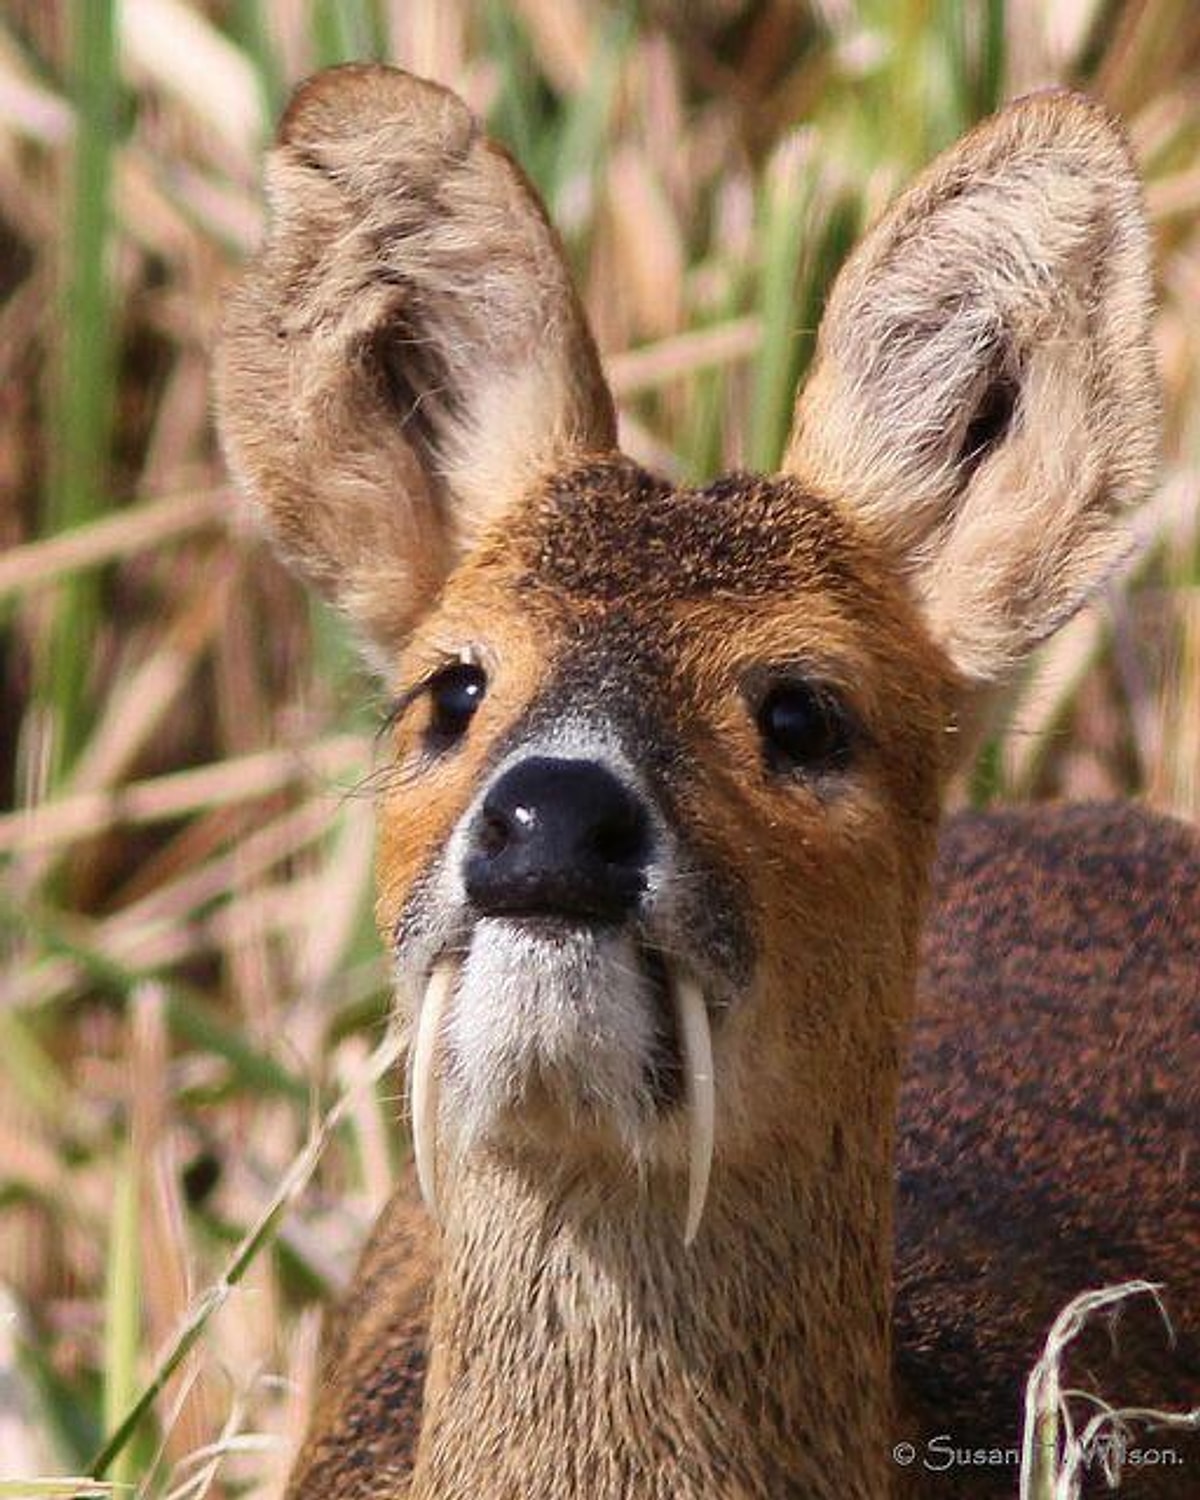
[409,1086,898,1500]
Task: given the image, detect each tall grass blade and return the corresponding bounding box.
[38,0,119,784]
[749,134,811,473]
[101,1150,142,1488]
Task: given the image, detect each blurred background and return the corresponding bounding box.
[0,2,1196,1494]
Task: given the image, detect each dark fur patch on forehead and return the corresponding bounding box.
[491,456,866,606]
[502,609,675,773]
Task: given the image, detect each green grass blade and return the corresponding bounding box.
[231,0,285,121]
[38,0,119,784]
[748,138,812,473]
[484,2,549,183]
[545,9,632,226]
[15,1332,104,1467]
[101,1151,141,1488]
[310,0,385,68]
[0,1010,67,1120]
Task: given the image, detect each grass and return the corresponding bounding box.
[37,0,119,788]
[1021,1283,1200,1497]
[0,2,1197,1495]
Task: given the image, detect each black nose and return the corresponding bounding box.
[464,756,652,923]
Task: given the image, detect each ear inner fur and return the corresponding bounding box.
[215,63,617,665]
[785,89,1160,683]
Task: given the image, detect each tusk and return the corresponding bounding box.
[674,974,715,1247]
[410,960,455,1223]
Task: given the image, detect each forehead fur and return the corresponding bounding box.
[476,456,874,610]
[422,454,958,811]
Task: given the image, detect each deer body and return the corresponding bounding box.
[215,65,1196,1498]
[896,803,1200,1498]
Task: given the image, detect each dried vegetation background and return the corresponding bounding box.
[0,1,1197,1494]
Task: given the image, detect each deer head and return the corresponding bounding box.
[216,66,1158,1494]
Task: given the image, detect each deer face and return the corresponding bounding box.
[375,460,951,1210]
[216,67,1158,1234]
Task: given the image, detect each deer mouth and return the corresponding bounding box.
[407,937,715,1244]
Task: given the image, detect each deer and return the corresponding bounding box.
[215,64,1200,1500]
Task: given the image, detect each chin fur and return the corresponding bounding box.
[440,919,663,1161]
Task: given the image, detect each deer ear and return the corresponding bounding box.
[785,90,1160,684]
[215,64,616,665]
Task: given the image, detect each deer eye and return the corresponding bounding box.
[426,662,487,745]
[756,681,852,774]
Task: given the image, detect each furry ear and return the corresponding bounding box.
[785,90,1160,684]
[215,64,616,663]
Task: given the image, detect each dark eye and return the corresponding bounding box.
[756,681,852,773]
[427,661,487,744]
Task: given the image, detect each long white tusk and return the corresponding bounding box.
[674,974,715,1247]
[410,960,455,1224]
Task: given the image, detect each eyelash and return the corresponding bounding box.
[377,683,424,740]
[378,654,486,741]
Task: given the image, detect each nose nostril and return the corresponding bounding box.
[477,809,511,858]
[590,806,649,867]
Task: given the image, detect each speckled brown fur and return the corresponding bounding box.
[895,801,1200,1497]
[288,1176,432,1496]
[503,461,862,603]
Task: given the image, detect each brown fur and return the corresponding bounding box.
[288,804,1200,1500]
[214,66,1182,1500]
[896,802,1200,1497]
